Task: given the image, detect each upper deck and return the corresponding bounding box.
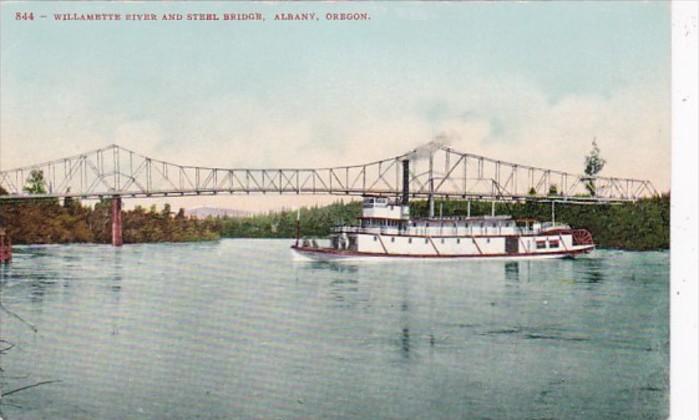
[343,208,571,237]
[352,196,571,237]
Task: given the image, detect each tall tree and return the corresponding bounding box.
[584,139,606,196]
[23,169,47,194]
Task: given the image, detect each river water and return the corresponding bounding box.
[0,240,668,419]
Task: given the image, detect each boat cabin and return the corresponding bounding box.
[361,197,410,220]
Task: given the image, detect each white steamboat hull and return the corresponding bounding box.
[291,244,595,262]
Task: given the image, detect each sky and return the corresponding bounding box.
[0,1,671,211]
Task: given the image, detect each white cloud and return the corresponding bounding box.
[1,75,670,204]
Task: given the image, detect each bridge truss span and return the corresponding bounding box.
[0,143,658,203]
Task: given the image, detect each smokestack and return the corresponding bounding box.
[428,152,434,218]
[402,159,410,205]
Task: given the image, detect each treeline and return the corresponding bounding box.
[219,196,669,251]
[218,201,362,238]
[0,198,219,244]
[409,195,670,250]
[0,195,669,250]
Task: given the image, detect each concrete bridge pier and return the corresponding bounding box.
[111,196,123,247]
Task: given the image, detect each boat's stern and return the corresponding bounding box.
[570,228,596,255]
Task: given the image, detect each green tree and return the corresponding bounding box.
[23,169,47,194]
[584,139,607,196]
[161,203,172,217]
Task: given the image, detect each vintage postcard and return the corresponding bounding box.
[0,1,694,419]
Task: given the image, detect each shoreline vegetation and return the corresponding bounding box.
[0,143,667,250]
[0,195,669,251]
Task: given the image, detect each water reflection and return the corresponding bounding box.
[28,272,60,304]
[326,273,364,310]
[0,264,9,284]
[505,262,519,282]
[308,261,359,273]
[111,251,123,294]
[399,281,412,360]
[401,327,410,358]
[110,251,123,336]
[576,258,606,284]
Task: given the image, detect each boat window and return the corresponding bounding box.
[425,238,429,244]
[549,240,559,248]
[457,238,461,244]
[486,238,490,243]
[391,237,395,242]
[441,238,445,244]
[464,223,469,228]
[373,236,378,241]
[408,238,412,244]
[480,223,484,228]
[536,240,546,249]
[492,223,497,228]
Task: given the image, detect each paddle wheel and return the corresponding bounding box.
[572,229,594,246]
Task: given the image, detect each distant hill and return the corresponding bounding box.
[185,207,251,219]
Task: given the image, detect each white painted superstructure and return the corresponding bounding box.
[292,197,595,261]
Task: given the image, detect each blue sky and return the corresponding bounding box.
[0,1,670,209]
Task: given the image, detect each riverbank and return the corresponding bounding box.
[0,198,219,244]
[0,196,669,250]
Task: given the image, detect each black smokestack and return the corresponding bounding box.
[402,159,410,205]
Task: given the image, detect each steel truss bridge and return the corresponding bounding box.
[0,142,657,204]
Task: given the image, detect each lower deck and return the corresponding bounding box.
[294,229,594,261]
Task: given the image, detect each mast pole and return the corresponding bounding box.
[295,208,301,247]
[428,151,435,218]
